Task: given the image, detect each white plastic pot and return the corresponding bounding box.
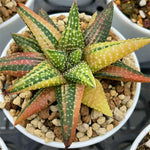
[107,0,150,63]
[130,124,150,150]
[0,0,34,54]
[0,13,141,149]
[0,137,8,150]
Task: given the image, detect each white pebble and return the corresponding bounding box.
[77,123,89,133]
[139,10,146,18]
[52,119,61,126]
[139,0,146,7]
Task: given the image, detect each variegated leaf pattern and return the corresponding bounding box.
[0,52,44,77]
[15,87,56,125]
[84,38,150,73]
[6,61,66,94]
[56,83,85,149]
[17,3,61,56]
[58,1,84,51]
[94,61,150,82]
[12,33,42,53]
[83,2,113,46]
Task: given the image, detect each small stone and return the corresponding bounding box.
[110,90,117,97]
[106,118,114,124]
[106,124,114,132]
[55,138,62,142]
[19,91,32,99]
[26,124,35,134]
[126,100,133,108]
[139,0,146,7]
[97,117,106,125]
[96,128,106,135]
[31,118,39,128]
[41,125,48,133]
[145,139,150,148]
[87,127,92,138]
[52,119,61,126]
[92,123,100,131]
[13,96,22,106]
[46,131,55,140]
[114,107,125,121]
[120,105,127,113]
[118,94,125,100]
[34,129,45,138]
[77,123,89,133]
[91,109,103,119]
[50,105,58,112]
[0,17,3,24]
[84,15,90,22]
[81,105,89,116]
[0,80,3,89]
[139,10,146,18]
[76,132,84,138]
[27,114,37,120]
[0,102,6,109]
[121,96,130,105]
[10,109,16,117]
[5,2,14,8]
[79,136,89,142]
[37,121,43,129]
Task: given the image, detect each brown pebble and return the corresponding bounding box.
[124,86,131,96]
[39,107,50,119]
[54,126,63,140]
[81,105,89,116]
[116,85,124,93]
[57,15,65,20]
[101,80,109,90]
[5,102,11,110]
[113,97,120,107]
[48,112,59,120]
[82,115,91,123]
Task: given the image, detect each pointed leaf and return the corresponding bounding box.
[0,52,44,77]
[56,83,85,149]
[12,33,42,53]
[82,79,112,117]
[86,11,97,28]
[15,87,56,125]
[17,3,61,56]
[6,61,66,94]
[64,62,96,87]
[83,2,113,46]
[58,1,84,51]
[46,49,67,71]
[39,8,61,33]
[84,38,150,73]
[94,61,150,82]
[68,49,82,65]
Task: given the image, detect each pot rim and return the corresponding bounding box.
[0,0,34,29]
[107,0,150,35]
[130,124,150,150]
[0,12,141,149]
[0,137,8,150]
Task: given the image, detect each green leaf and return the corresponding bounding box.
[12,33,42,53]
[15,87,56,125]
[6,61,66,94]
[58,1,84,51]
[83,2,113,46]
[64,62,96,87]
[56,83,84,149]
[68,49,82,65]
[46,49,67,71]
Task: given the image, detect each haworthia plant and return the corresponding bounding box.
[58,1,84,51]
[56,83,85,149]
[12,33,42,53]
[6,61,66,94]
[15,87,56,125]
[17,3,61,56]
[0,52,44,77]
[94,61,150,82]
[84,38,150,73]
[0,1,149,149]
[83,2,113,46]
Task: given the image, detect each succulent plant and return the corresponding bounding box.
[1,1,150,149]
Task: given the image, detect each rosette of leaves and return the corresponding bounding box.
[1,1,150,149]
